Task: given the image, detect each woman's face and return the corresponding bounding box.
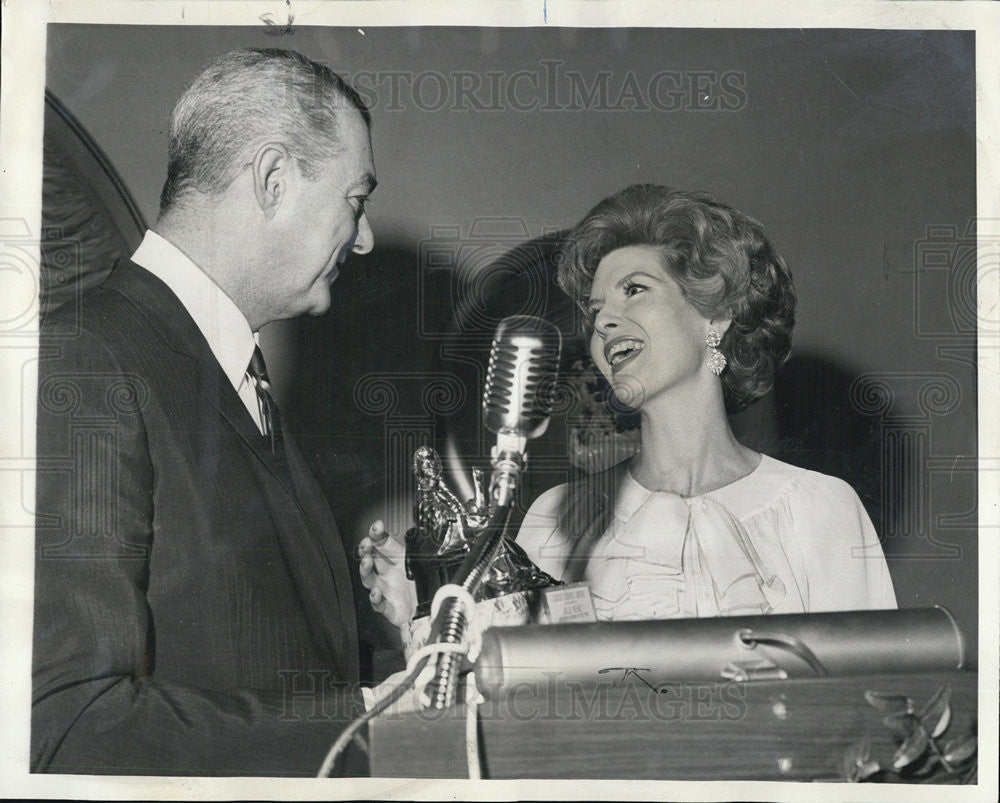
[587,245,713,409]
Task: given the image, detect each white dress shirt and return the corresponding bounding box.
[131,230,266,434]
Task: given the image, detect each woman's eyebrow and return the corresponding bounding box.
[615,270,660,288]
[589,270,663,306]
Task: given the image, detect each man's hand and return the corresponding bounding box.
[358,520,417,628]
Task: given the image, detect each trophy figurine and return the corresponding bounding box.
[402,445,559,623]
[404,446,472,618]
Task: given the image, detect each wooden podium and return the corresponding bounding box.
[369,670,977,781]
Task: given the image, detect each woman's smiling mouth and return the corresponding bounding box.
[604,336,646,370]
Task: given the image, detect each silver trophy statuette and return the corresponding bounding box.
[404,445,558,618]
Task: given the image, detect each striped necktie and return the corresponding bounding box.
[248,345,281,451]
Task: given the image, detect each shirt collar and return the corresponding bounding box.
[613,455,769,521]
[614,465,653,522]
[131,230,255,391]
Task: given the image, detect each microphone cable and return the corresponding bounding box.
[316,590,475,777]
[464,671,484,779]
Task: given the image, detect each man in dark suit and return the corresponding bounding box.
[32,49,377,776]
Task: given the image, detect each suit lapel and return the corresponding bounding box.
[108,262,300,496]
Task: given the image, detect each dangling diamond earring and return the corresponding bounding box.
[706,329,727,375]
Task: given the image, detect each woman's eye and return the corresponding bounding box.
[623,280,647,297]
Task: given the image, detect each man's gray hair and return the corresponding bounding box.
[158,48,370,216]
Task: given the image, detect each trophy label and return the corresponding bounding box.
[542,582,597,624]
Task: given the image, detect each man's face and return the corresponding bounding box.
[263,108,376,324]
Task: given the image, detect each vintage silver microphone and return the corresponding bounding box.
[423,315,562,709]
[482,315,562,507]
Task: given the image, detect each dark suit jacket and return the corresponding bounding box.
[32,262,363,776]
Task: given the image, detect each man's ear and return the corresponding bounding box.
[250,143,292,220]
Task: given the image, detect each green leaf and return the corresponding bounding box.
[918,683,952,738]
[864,690,913,714]
[892,725,930,771]
[943,734,977,765]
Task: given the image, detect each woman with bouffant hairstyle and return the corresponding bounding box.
[516,185,895,620]
[557,184,795,414]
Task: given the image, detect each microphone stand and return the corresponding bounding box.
[420,452,521,710]
[421,312,559,710]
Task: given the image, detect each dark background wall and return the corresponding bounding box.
[44,24,979,648]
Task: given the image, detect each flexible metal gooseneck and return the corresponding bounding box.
[421,496,515,709]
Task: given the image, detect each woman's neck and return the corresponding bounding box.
[629,385,758,497]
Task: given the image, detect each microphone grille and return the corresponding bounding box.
[483,315,562,438]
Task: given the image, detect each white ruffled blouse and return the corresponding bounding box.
[516,455,896,621]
